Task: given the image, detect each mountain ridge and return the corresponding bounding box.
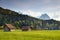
[0,7,60,30]
[40,14,50,20]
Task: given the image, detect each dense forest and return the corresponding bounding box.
[0,7,60,30]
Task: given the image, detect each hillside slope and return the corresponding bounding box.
[0,7,42,29]
[0,7,60,30]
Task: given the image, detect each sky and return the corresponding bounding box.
[0,0,60,21]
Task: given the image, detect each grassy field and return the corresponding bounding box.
[0,30,60,40]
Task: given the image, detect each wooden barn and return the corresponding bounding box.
[21,23,32,31]
[4,24,15,32]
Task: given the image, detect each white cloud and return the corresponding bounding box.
[47,11,60,21]
[21,10,43,17]
[21,10,60,21]
[52,12,60,21]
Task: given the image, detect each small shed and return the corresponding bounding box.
[4,24,15,32]
[21,23,32,31]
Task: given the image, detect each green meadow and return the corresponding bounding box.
[0,30,60,40]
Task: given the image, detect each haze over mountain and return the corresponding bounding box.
[40,14,50,20]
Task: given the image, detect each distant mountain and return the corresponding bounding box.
[0,7,60,30]
[40,14,50,20]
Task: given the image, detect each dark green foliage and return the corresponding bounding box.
[0,7,42,29]
[0,7,60,30]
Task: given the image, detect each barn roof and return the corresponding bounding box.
[5,24,15,29]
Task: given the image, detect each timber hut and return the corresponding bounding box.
[21,23,32,31]
[4,24,15,32]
